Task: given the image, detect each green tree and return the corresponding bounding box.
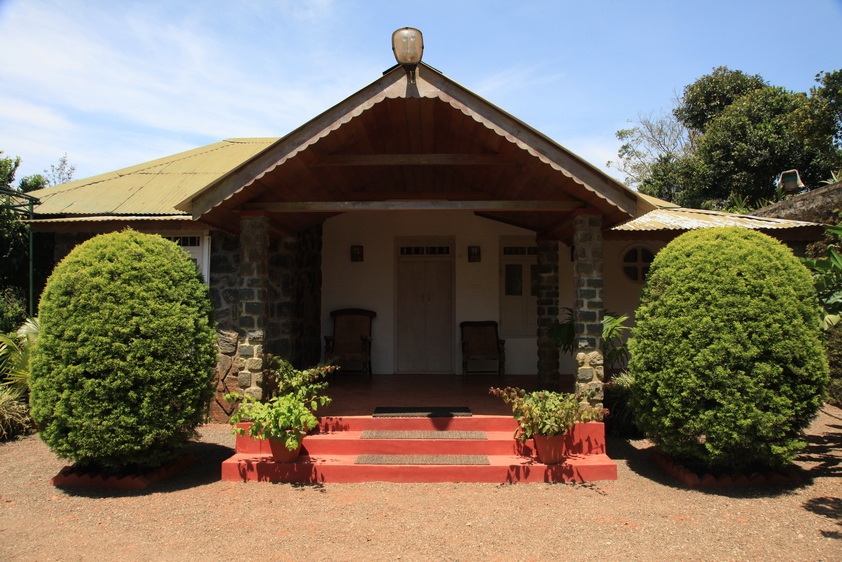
[0,152,35,292]
[673,66,767,133]
[612,67,842,209]
[696,86,830,205]
[1,151,71,309]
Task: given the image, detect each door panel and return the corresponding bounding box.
[396,258,453,373]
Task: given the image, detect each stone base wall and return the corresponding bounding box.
[573,212,605,406]
[536,240,560,389]
[208,223,322,421]
[208,231,241,332]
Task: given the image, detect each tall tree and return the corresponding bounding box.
[673,66,767,133]
[0,151,50,299]
[610,67,842,209]
[43,153,76,187]
[607,110,692,189]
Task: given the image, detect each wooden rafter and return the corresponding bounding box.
[241,200,585,213]
[312,154,510,167]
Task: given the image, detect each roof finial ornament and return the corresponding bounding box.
[392,27,423,83]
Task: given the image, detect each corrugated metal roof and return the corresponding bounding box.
[28,138,279,216]
[26,215,192,223]
[612,207,819,232]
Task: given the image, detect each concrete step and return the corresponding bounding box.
[223,417,617,484]
[301,430,529,456]
[221,453,618,483]
[316,415,520,432]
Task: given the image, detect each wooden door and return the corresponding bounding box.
[396,246,453,373]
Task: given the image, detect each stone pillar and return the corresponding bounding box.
[236,212,270,399]
[537,240,560,389]
[572,211,605,406]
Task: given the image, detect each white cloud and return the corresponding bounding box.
[0,0,377,178]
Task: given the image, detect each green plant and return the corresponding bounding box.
[258,354,336,402]
[0,287,26,335]
[629,227,828,470]
[821,169,841,185]
[0,386,31,440]
[226,360,332,451]
[489,386,604,442]
[602,371,642,438]
[0,317,39,393]
[29,230,218,471]
[548,309,630,369]
[826,323,842,406]
[801,224,842,330]
[226,393,328,451]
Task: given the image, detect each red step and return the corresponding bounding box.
[222,417,617,484]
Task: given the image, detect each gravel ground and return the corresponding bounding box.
[0,405,840,561]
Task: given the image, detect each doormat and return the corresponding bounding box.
[360,430,487,440]
[355,454,490,465]
[372,406,472,417]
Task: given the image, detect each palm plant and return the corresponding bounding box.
[548,308,630,369]
[0,317,40,392]
[802,225,842,330]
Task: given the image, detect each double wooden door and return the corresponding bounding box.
[395,243,454,373]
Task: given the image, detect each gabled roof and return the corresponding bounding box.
[163,63,647,239]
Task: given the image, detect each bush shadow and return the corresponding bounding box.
[609,435,806,499]
[56,441,234,499]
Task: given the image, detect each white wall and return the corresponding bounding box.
[322,211,538,374]
[321,212,663,375]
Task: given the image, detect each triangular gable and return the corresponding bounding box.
[176,64,642,237]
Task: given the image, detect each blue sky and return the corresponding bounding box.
[1,0,841,184]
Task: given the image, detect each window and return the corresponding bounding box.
[164,233,211,283]
[621,245,655,282]
[399,245,451,256]
[500,239,538,337]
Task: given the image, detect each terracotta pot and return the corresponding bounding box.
[267,438,302,463]
[532,434,571,464]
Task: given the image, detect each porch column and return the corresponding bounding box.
[573,211,605,406]
[536,240,560,389]
[236,212,270,399]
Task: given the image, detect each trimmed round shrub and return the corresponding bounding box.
[30,230,217,471]
[628,227,828,470]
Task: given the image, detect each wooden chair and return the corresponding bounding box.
[325,308,376,377]
[460,321,505,377]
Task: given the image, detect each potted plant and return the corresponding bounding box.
[225,357,334,462]
[489,387,604,464]
[226,393,328,462]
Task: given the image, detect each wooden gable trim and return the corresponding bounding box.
[177,69,409,220]
[414,66,639,218]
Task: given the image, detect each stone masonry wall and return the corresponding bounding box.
[536,240,560,388]
[207,218,323,421]
[573,212,605,406]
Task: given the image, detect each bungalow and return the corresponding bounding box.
[25,36,822,422]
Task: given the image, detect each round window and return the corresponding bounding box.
[622,246,655,282]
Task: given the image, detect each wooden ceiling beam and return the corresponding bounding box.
[312,154,510,167]
[242,200,585,213]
